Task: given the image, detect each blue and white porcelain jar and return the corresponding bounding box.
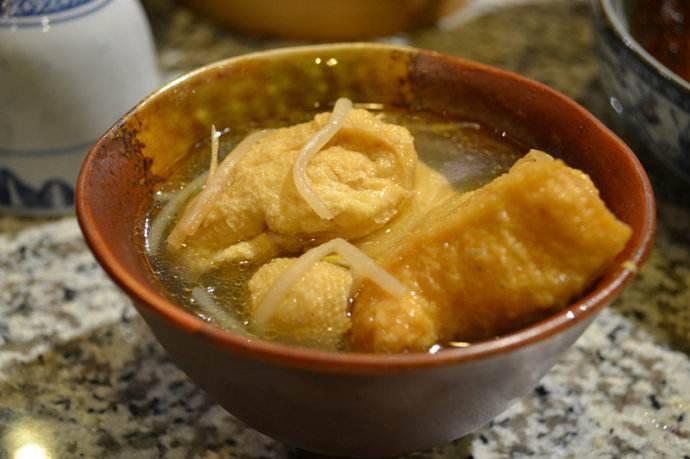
[0,0,159,215]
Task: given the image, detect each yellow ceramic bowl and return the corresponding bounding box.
[181,0,466,40]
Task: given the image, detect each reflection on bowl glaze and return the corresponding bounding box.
[592,0,690,184]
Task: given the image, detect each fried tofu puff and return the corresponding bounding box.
[350,151,632,353]
[243,163,454,350]
[166,107,417,274]
[247,258,353,350]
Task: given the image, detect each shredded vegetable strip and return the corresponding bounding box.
[191,287,244,333]
[254,238,406,325]
[147,171,209,254]
[209,124,220,178]
[153,190,174,202]
[293,97,352,220]
[168,130,269,248]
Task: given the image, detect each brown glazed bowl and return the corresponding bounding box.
[76,44,655,457]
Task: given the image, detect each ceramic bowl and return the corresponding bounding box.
[592,0,690,184]
[76,44,655,457]
[180,0,467,40]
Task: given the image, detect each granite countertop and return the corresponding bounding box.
[1,1,689,458]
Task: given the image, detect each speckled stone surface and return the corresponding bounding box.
[1,1,689,458]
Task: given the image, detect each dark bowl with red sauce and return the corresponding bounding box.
[592,0,690,184]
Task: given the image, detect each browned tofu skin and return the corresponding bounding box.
[166,108,416,274]
[248,258,353,350]
[350,150,632,353]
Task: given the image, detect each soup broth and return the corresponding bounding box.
[144,107,527,349]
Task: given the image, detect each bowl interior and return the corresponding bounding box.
[77,44,654,368]
[602,0,690,92]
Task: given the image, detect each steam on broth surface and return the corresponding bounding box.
[144,102,630,353]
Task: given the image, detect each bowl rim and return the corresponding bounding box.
[599,0,690,93]
[77,43,656,374]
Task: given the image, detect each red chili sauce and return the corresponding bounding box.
[631,0,690,82]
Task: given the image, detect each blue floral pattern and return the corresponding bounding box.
[0,0,110,27]
[0,0,93,16]
[0,168,74,210]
